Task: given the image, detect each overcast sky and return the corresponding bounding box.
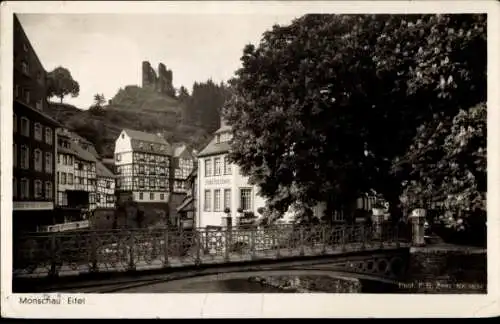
[17,14,298,109]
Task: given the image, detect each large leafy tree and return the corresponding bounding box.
[399,102,486,212]
[223,14,486,221]
[46,66,80,103]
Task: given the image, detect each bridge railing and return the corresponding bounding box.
[13,222,411,279]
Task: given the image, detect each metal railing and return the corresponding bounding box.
[13,222,411,279]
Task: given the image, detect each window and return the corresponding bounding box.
[204,190,211,211]
[45,152,52,173]
[13,114,17,132]
[34,149,42,171]
[224,156,231,175]
[106,180,111,189]
[204,159,212,177]
[160,193,165,200]
[240,188,252,211]
[115,153,121,162]
[45,128,52,145]
[58,154,62,164]
[25,89,30,103]
[139,178,144,188]
[150,193,154,200]
[224,189,231,210]
[61,172,67,185]
[214,189,221,211]
[36,99,43,110]
[68,155,72,165]
[34,180,43,198]
[214,157,221,176]
[21,60,29,74]
[13,177,17,199]
[20,145,29,169]
[139,192,143,200]
[34,123,42,141]
[13,144,17,167]
[45,182,53,200]
[216,134,221,144]
[20,117,29,137]
[68,173,73,185]
[20,178,29,199]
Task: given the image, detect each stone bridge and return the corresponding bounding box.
[13,220,424,293]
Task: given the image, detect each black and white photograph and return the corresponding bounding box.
[1,0,498,319]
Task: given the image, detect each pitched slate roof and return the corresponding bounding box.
[58,146,75,155]
[71,142,97,163]
[123,128,172,155]
[197,125,232,158]
[124,128,168,145]
[96,160,115,178]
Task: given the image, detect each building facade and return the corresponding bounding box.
[176,166,197,229]
[171,144,195,194]
[96,160,115,209]
[72,142,98,211]
[51,129,98,231]
[13,14,60,234]
[197,124,268,228]
[114,129,171,203]
[196,122,330,229]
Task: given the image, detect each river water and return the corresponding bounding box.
[121,278,293,293]
[117,245,486,294]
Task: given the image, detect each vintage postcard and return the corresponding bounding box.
[1,0,499,319]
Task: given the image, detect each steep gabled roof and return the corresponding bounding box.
[197,125,232,158]
[71,142,97,163]
[123,128,168,145]
[96,160,115,178]
[123,128,172,155]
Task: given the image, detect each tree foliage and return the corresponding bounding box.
[47,66,80,103]
[93,93,106,107]
[399,102,486,212]
[182,80,232,133]
[223,14,486,220]
[89,93,106,115]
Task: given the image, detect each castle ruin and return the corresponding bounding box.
[142,61,176,98]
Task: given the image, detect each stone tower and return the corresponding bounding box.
[158,63,175,97]
[142,61,157,89]
[142,61,175,97]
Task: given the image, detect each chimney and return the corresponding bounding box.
[220,115,228,128]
